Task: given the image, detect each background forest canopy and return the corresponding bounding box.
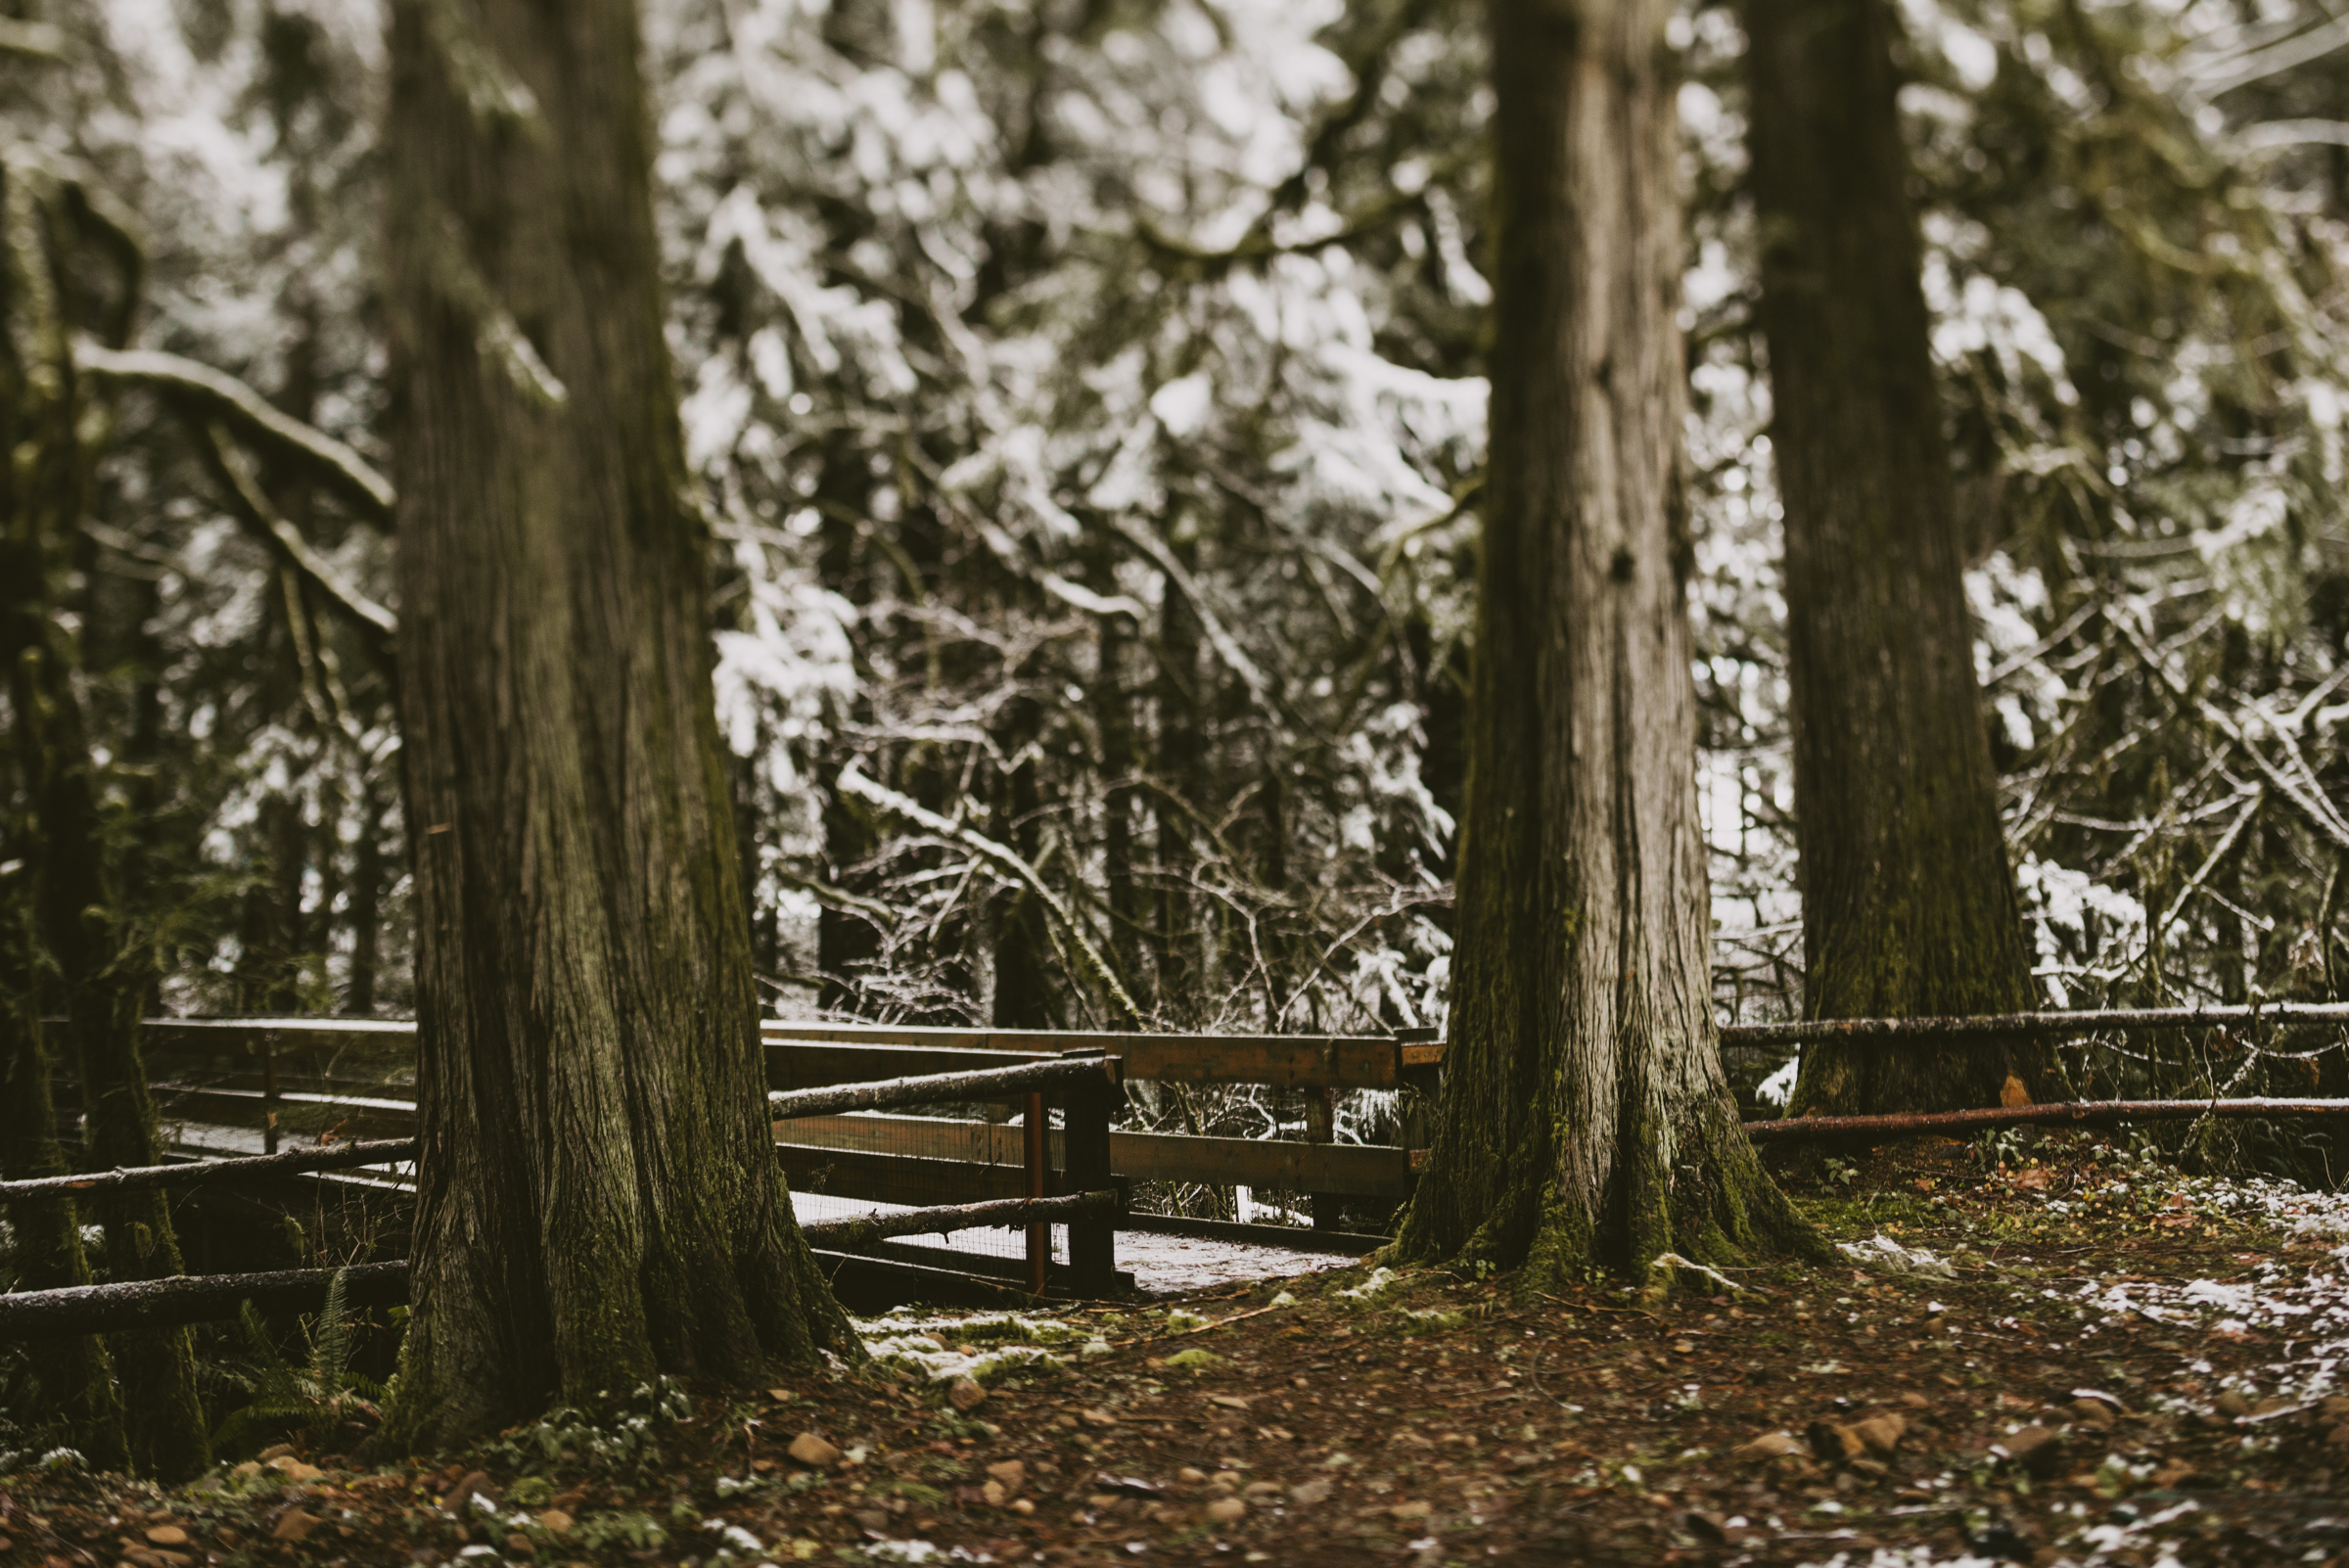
[10,0,2349,1080]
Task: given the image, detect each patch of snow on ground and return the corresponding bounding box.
[1836,1233,1958,1279]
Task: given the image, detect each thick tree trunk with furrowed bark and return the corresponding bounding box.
[381,0,854,1448]
[1394,0,1813,1283]
[1743,0,2053,1116]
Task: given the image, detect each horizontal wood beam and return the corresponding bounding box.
[775,1115,1418,1197]
[0,1138,416,1200]
[767,1054,1121,1119]
[1109,1129,1413,1195]
[762,1023,1409,1089]
[765,1041,1053,1093]
[802,1189,1119,1250]
[781,1146,1034,1206]
[0,1262,409,1339]
[1721,1003,2349,1050]
[1746,1096,2349,1140]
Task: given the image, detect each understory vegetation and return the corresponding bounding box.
[14,1132,2349,1563]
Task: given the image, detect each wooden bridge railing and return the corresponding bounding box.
[69,1017,1445,1222]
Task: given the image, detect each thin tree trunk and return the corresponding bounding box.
[381,0,854,1447]
[1394,0,1813,1283]
[0,912,129,1472]
[1743,0,2050,1116]
[345,782,385,1015]
[18,609,213,1480]
[1090,537,1142,1003]
[1,166,210,1479]
[991,688,1056,1031]
[816,447,882,1012]
[1152,530,1204,1013]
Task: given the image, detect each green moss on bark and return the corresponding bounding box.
[377,0,856,1450]
[1391,0,1819,1293]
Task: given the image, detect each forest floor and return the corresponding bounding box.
[13,1130,2349,1567]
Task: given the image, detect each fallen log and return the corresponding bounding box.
[1746,1096,2349,1140]
[0,1261,409,1338]
[1721,1003,2349,1050]
[0,1137,418,1201]
[768,1052,1121,1119]
[802,1189,1119,1252]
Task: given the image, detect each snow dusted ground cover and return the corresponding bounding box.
[19,1130,2349,1566]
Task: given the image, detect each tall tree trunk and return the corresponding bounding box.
[990,683,1056,1030]
[1743,0,2049,1115]
[1394,0,1811,1282]
[381,0,854,1447]
[0,903,129,1472]
[345,781,385,1015]
[1,164,211,1480]
[1090,538,1142,1003]
[1151,531,1204,1014]
[816,445,882,1012]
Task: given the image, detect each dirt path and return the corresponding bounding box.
[11,1132,2349,1566]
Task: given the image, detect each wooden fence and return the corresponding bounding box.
[41,1016,1443,1303]
[23,1004,2349,1333]
[62,1018,1441,1213]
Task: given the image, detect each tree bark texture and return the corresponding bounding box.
[1743,0,2050,1115]
[382,0,853,1447]
[1,162,210,1480]
[0,926,129,1470]
[1394,0,1811,1284]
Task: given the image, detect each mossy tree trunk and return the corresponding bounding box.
[1,160,210,1481]
[0,907,128,1472]
[1394,0,1812,1283]
[1744,0,2050,1116]
[381,0,855,1448]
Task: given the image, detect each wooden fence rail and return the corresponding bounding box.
[764,1052,1122,1118]
[0,1192,1123,1339]
[100,1017,1442,1221]
[1718,1002,2349,1049]
[1745,1097,2349,1140]
[0,1138,416,1201]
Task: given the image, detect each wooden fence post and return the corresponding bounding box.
[260,1032,280,1155]
[1305,1084,1341,1229]
[1059,1048,1118,1294]
[1023,1090,1046,1295]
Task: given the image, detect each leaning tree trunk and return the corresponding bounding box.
[1394,0,1812,1282]
[381,0,854,1447]
[1744,0,2051,1117]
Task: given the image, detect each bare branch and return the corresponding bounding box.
[838,763,1144,1028]
[1107,514,1276,715]
[74,342,396,527]
[196,422,397,667]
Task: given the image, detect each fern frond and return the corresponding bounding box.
[238,1300,299,1404]
[308,1268,350,1398]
